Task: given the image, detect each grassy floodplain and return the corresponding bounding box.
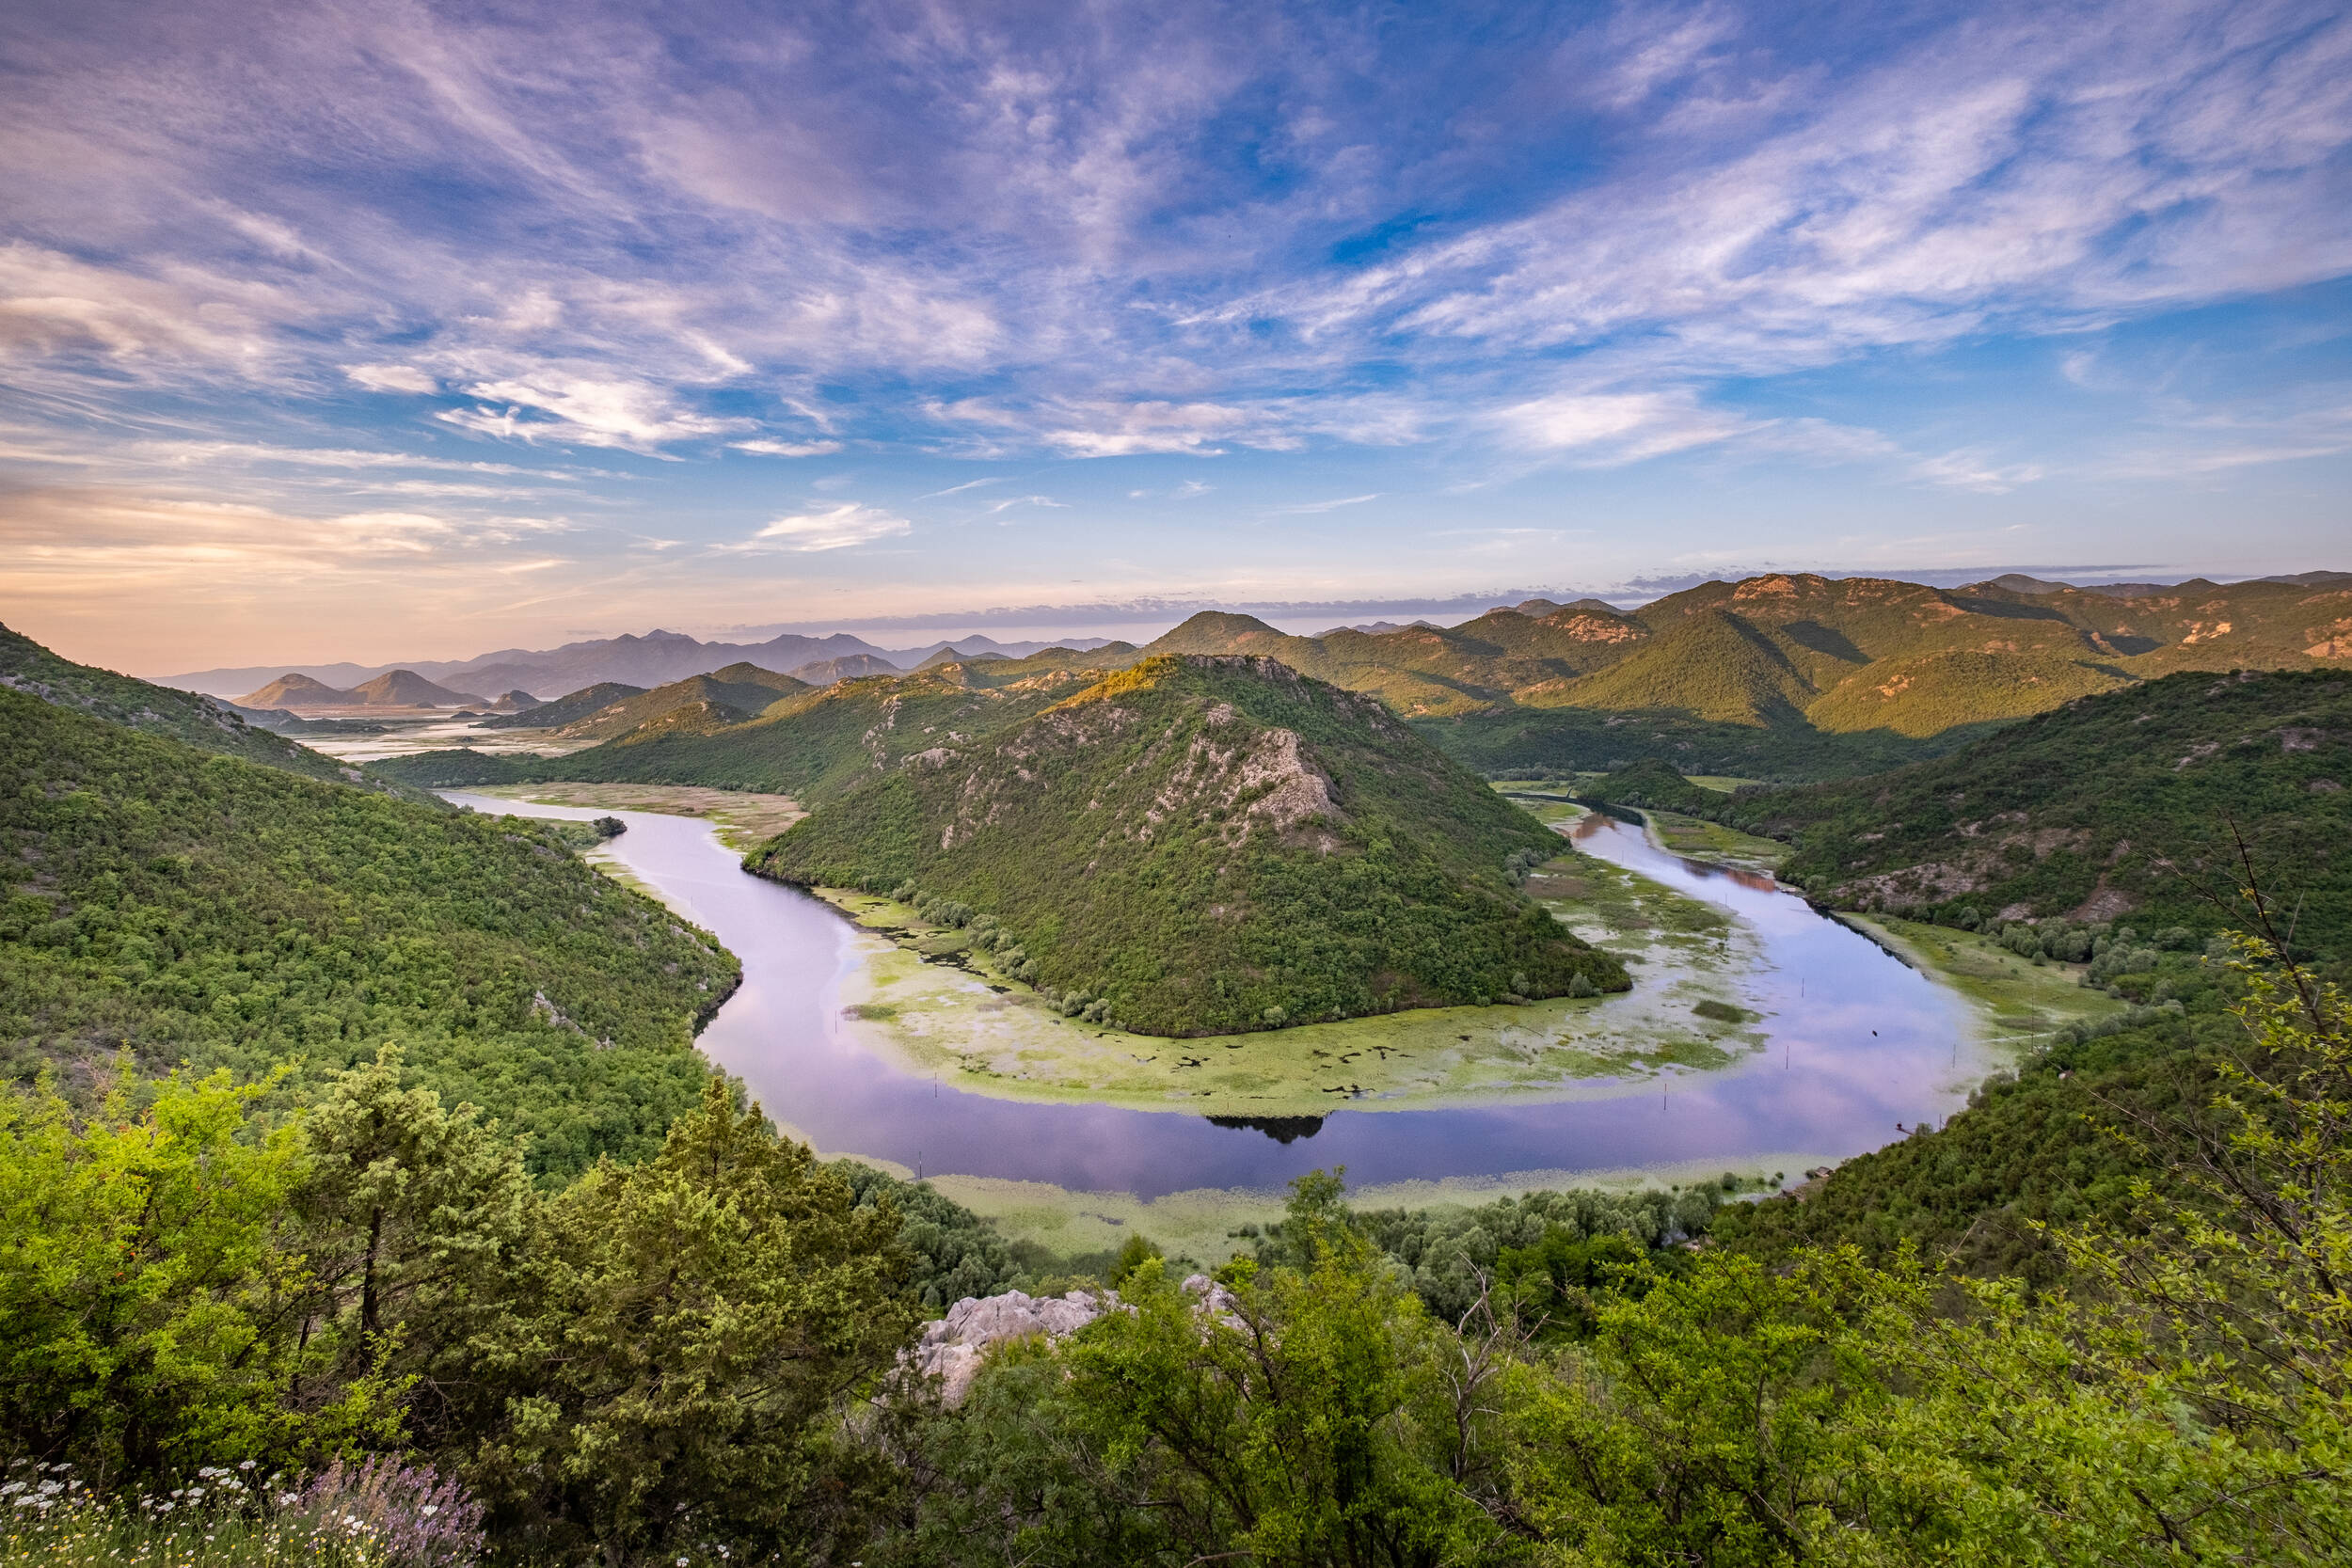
[1840,913,2129,1042]
[461,782,805,848]
[817,852,1771,1117]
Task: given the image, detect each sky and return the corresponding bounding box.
[2,0,2349,673]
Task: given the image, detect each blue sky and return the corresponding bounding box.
[1,0,2348,670]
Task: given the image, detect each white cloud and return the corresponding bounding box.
[345,362,438,394]
[1909,450,2045,494]
[1495,392,1755,462]
[1270,493,1379,515]
[739,502,913,552]
[732,438,845,457]
[437,370,751,453]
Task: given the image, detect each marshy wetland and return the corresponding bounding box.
[442,787,2068,1201]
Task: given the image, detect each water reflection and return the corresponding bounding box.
[1206,1116,1327,1144]
[444,793,1987,1196]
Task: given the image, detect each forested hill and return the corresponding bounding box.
[0,689,739,1179]
[1722,668,2352,957]
[379,664,1112,801]
[0,621,415,796]
[754,654,1626,1036]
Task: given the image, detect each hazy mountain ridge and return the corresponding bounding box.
[238,668,489,708]
[751,654,1627,1036]
[164,631,1123,700]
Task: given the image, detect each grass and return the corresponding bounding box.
[920,1156,1824,1274]
[1641,810,1790,874]
[813,830,1766,1117]
[1841,915,2129,1042]
[463,782,805,848]
[1,1487,395,1567]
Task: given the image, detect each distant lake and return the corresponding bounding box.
[444,793,1990,1196]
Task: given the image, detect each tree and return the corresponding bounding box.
[466,1078,917,1560]
[0,1067,391,1479]
[282,1048,532,1448]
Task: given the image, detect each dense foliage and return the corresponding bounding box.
[1416,703,1978,780]
[755,656,1627,1035]
[7,927,2349,1563]
[0,690,736,1178]
[1718,669,2352,958]
[0,1068,914,1563]
[872,949,2352,1564]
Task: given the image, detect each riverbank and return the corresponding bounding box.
[1838,913,2126,1041]
[811,850,1772,1116]
[462,782,803,848]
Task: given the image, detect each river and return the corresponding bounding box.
[444,793,1989,1196]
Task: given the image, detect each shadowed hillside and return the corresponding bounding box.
[0,689,739,1178]
[752,654,1627,1036]
[1721,668,2352,955]
[0,622,418,797]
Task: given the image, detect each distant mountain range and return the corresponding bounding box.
[375,569,2352,792]
[237,669,490,709]
[164,632,1121,701]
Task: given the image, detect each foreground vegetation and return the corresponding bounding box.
[756,655,1627,1035]
[0,690,737,1179]
[4,917,2343,1563]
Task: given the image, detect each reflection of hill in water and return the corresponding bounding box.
[1206,1116,1326,1144]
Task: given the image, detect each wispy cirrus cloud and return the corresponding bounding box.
[0,0,2345,667]
[733,502,913,552]
[1269,493,1380,515]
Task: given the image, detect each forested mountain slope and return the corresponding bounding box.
[1144,575,2352,773]
[474,679,646,729]
[753,655,1626,1036]
[380,664,1114,800]
[1721,669,2351,956]
[0,689,738,1178]
[0,621,413,797]
[542,661,810,742]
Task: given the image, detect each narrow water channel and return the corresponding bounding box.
[446,793,1989,1196]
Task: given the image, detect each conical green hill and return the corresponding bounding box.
[1537,610,1816,725]
[752,654,1627,1037]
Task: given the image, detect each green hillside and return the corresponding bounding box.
[1132,577,2352,773]
[389,665,1108,803]
[752,654,1626,1036]
[1720,669,2352,957]
[1413,705,1970,781]
[475,679,646,729]
[0,621,417,797]
[0,689,739,1179]
[546,661,810,742]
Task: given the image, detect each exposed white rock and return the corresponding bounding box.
[911,1276,1248,1406]
[910,1288,1117,1406]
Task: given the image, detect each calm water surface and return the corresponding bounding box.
[445,793,1985,1196]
